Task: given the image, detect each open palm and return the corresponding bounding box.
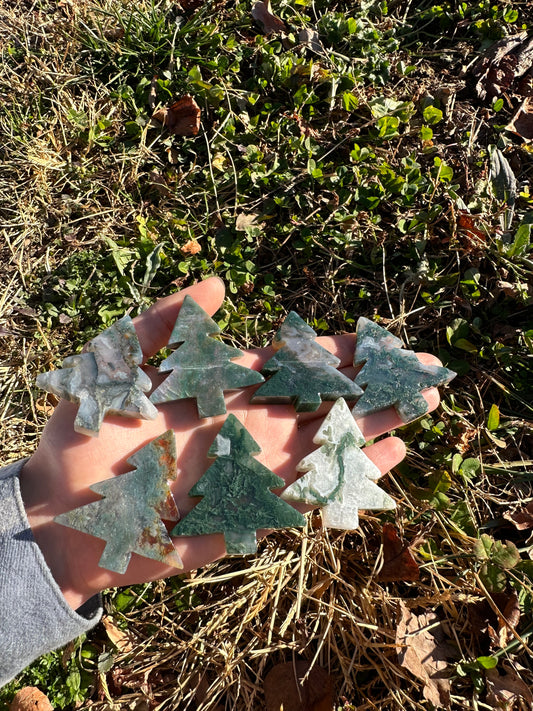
[21,277,442,610]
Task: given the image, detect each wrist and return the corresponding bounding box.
[19,456,100,610]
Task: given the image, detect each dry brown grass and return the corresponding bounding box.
[84,483,533,710]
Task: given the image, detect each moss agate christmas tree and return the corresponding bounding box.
[352,317,456,423]
[150,296,264,418]
[55,430,182,574]
[251,311,362,412]
[36,315,157,436]
[172,414,305,555]
[282,398,395,529]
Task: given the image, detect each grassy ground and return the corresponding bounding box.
[1,0,532,708]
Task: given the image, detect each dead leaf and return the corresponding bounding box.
[376,523,420,582]
[251,0,287,35]
[14,306,38,318]
[236,213,261,231]
[496,281,523,299]
[472,31,533,99]
[102,615,137,653]
[289,112,320,139]
[35,392,59,415]
[152,95,201,136]
[396,602,454,708]
[468,591,520,650]
[486,666,533,709]
[103,27,125,42]
[192,673,224,711]
[109,667,165,698]
[148,170,172,197]
[263,661,335,711]
[178,0,204,10]
[9,688,53,711]
[503,500,533,530]
[456,211,487,249]
[181,239,201,255]
[299,28,326,55]
[507,98,533,141]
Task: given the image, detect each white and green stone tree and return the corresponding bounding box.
[150,296,264,418]
[172,414,305,554]
[55,430,183,574]
[352,317,456,422]
[36,315,158,436]
[282,398,396,529]
[251,311,362,412]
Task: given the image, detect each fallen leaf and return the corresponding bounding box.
[181,239,201,255]
[486,666,533,709]
[152,95,201,136]
[9,688,53,711]
[192,673,224,711]
[236,213,261,231]
[102,615,137,653]
[289,112,320,139]
[396,602,454,708]
[103,27,125,42]
[251,0,287,35]
[35,392,59,415]
[299,28,326,55]
[468,591,520,650]
[456,211,487,248]
[14,306,39,318]
[376,523,420,582]
[148,170,172,197]
[178,0,204,10]
[109,666,165,698]
[211,152,227,171]
[495,281,523,299]
[503,500,533,530]
[507,98,533,141]
[264,661,335,711]
[472,31,533,99]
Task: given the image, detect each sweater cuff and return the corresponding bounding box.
[0,459,103,686]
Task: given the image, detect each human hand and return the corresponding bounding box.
[20,277,442,610]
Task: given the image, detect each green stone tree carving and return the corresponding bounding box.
[36,315,158,436]
[150,296,264,418]
[55,430,183,574]
[351,317,456,422]
[172,414,305,554]
[282,398,396,529]
[251,311,362,412]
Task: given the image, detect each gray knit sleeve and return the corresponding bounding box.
[0,459,102,686]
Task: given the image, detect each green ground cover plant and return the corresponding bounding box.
[0,0,532,708]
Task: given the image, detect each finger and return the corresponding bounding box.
[362,435,406,473]
[290,417,406,476]
[239,334,357,371]
[133,276,225,360]
[239,336,443,375]
[356,387,441,440]
[414,353,443,368]
[169,435,407,572]
[272,352,444,430]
